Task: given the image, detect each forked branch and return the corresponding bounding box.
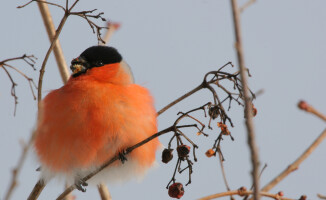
[0,55,37,116]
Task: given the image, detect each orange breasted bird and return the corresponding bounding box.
[34,46,160,191]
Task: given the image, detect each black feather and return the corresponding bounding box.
[79,46,122,67]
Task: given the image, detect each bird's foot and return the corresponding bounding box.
[75,179,88,192]
[119,150,128,164]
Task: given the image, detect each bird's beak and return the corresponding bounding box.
[70,57,88,77]
[71,64,85,75]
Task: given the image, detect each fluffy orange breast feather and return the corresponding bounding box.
[34,63,159,175]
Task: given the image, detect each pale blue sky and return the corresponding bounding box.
[1,0,326,199]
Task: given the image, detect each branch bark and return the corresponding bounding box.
[298,100,326,122]
[27,180,45,200]
[230,0,260,199]
[262,129,326,192]
[199,187,294,200]
[4,1,69,198]
[37,1,70,83]
[97,183,112,200]
[56,126,175,200]
[4,134,34,200]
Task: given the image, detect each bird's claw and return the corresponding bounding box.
[119,150,128,164]
[75,179,88,192]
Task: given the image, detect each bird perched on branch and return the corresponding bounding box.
[34,46,160,191]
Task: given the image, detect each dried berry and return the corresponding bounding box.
[238,186,247,196]
[299,195,307,200]
[162,148,173,164]
[205,149,215,158]
[217,122,230,135]
[252,104,257,117]
[177,145,191,158]
[168,183,184,199]
[209,105,219,119]
[278,191,284,196]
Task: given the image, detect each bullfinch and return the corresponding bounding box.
[34,46,160,191]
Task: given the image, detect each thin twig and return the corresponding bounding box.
[230,0,260,199]
[37,0,70,83]
[2,54,37,199]
[0,55,37,116]
[217,150,231,192]
[239,0,256,13]
[56,126,176,200]
[298,100,326,122]
[99,22,121,45]
[20,0,108,199]
[243,163,268,200]
[4,134,34,200]
[1,66,18,115]
[318,194,326,200]
[97,183,112,200]
[37,2,75,199]
[4,2,69,200]
[27,180,46,200]
[198,187,294,200]
[37,12,69,105]
[262,129,326,192]
[157,84,203,115]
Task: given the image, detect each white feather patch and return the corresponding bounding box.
[39,158,157,186]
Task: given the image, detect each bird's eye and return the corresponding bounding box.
[94,61,104,67]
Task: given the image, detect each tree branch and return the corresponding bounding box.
[239,0,256,13]
[56,126,175,200]
[262,129,326,192]
[199,187,294,200]
[37,0,70,83]
[298,100,326,122]
[230,0,260,199]
[19,0,108,199]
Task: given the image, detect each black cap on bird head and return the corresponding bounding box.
[70,46,123,77]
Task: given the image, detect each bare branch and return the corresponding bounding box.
[97,183,112,200]
[261,104,326,192]
[0,55,37,116]
[239,0,256,13]
[18,0,108,199]
[262,129,326,192]
[230,1,260,199]
[37,1,70,83]
[1,66,18,115]
[56,126,175,200]
[18,0,65,10]
[298,100,326,122]
[27,180,45,200]
[70,10,107,44]
[199,187,296,200]
[217,150,232,193]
